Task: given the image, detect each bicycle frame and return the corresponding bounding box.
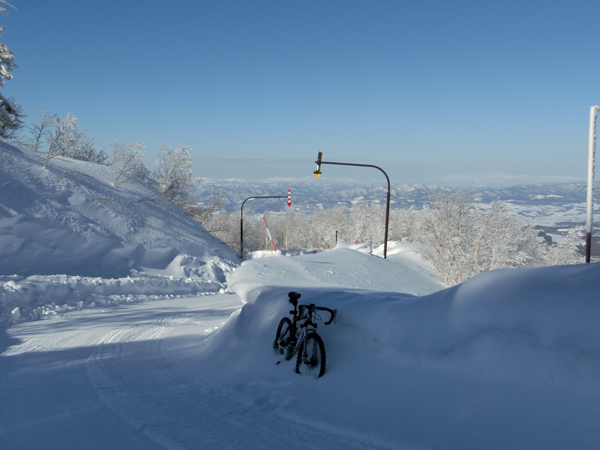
[290,300,336,351]
[274,292,337,377]
[294,306,317,357]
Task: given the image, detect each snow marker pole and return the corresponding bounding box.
[240,195,286,258]
[586,105,600,263]
[262,215,277,251]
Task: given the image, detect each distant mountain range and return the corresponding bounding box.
[194,179,599,218]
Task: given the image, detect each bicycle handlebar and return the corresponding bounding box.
[294,304,337,325]
[316,306,337,325]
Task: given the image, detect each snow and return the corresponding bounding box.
[0,140,239,322]
[2,140,600,449]
[220,250,600,449]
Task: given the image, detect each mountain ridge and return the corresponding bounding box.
[194,178,599,218]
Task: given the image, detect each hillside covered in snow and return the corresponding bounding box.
[0,141,239,322]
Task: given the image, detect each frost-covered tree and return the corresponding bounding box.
[478,202,541,271]
[389,207,419,243]
[350,202,386,248]
[417,189,543,286]
[185,189,226,224]
[417,189,476,285]
[203,209,240,249]
[107,140,147,185]
[199,194,584,273]
[43,112,106,168]
[43,112,76,168]
[541,226,584,266]
[150,145,200,211]
[0,1,24,139]
[26,107,52,152]
[63,125,102,164]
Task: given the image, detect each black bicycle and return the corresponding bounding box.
[274,292,337,378]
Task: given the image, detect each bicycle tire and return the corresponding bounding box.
[295,332,326,378]
[274,317,293,356]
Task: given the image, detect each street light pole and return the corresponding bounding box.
[240,195,286,257]
[313,151,392,259]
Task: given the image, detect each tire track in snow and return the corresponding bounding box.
[84,298,403,450]
[0,322,165,449]
[2,296,408,449]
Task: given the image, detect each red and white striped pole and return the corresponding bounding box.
[262,215,277,251]
[287,189,292,207]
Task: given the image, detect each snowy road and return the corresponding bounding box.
[0,294,398,450]
[3,245,600,449]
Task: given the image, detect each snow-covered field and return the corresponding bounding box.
[2,141,600,449]
[197,177,600,229]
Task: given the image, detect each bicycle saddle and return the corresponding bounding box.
[288,291,301,306]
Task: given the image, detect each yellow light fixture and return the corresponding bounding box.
[314,151,323,179]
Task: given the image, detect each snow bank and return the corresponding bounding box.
[206,247,600,449]
[231,242,444,302]
[228,246,600,378]
[0,141,239,322]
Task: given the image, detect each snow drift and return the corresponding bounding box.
[210,245,600,450]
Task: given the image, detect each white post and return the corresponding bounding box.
[586,105,600,263]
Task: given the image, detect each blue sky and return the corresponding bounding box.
[3,0,600,185]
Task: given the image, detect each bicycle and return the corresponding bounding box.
[274,291,337,378]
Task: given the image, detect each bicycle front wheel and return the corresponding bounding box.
[296,332,326,378]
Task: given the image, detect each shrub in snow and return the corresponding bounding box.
[107,140,147,185]
[540,225,584,266]
[417,189,542,286]
[25,107,52,152]
[184,188,226,225]
[148,145,215,219]
[42,112,107,168]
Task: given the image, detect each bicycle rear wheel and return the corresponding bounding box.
[295,332,326,378]
[274,318,293,358]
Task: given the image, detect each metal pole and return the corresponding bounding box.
[586,105,600,263]
[240,195,286,258]
[317,160,391,259]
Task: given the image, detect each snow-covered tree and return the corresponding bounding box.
[417,189,476,285]
[26,107,52,152]
[43,112,106,168]
[416,189,545,286]
[203,209,240,249]
[107,140,146,185]
[541,226,584,266]
[199,193,585,273]
[150,145,200,211]
[185,189,226,224]
[43,113,76,168]
[389,207,419,243]
[0,1,24,139]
